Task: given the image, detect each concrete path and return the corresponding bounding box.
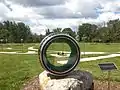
[0,52,17,54]
[57,54,120,64]
[28,47,38,51]
[80,54,120,61]
[47,50,107,55]
[0,51,37,54]
[81,52,107,55]
[0,46,37,54]
[0,46,120,63]
[6,47,12,50]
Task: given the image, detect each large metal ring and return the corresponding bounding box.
[39,34,80,76]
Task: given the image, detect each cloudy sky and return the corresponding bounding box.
[0,0,120,35]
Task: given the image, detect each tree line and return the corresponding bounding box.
[78,19,120,43]
[0,19,120,43]
[46,19,120,43]
[0,21,42,43]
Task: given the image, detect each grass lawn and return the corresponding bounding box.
[0,43,120,89]
[79,43,120,52]
[0,43,120,52]
[81,54,109,58]
[0,54,120,89]
[0,54,43,90]
[78,57,120,82]
[0,43,36,53]
[34,42,120,52]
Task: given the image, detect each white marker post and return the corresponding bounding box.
[82,36,87,56]
[5,39,7,43]
[21,39,23,52]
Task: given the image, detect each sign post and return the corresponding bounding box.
[98,63,117,90]
[108,70,110,90]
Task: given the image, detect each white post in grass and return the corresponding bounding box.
[5,39,7,43]
[82,35,87,56]
[21,39,23,52]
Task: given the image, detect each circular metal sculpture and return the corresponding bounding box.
[39,34,80,76]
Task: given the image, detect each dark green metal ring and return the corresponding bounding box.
[39,34,80,76]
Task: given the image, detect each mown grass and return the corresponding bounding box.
[0,54,120,89]
[81,54,109,58]
[79,43,120,52]
[0,43,120,89]
[1,43,120,52]
[34,42,120,52]
[0,54,43,90]
[78,57,120,82]
[0,43,38,53]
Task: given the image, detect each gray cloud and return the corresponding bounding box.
[34,4,99,19]
[35,6,82,19]
[29,0,103,19]
[4,0,119,20]
[9,0,67,7]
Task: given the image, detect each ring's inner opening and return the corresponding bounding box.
[43,37,79,72]
[46,39,71,67]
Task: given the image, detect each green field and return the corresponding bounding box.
[0,54,43,90]
[0,43,36,52]
[79,43,120,52]
[79,57,120,81]
[0,43,120,89]
[1,43,120,52]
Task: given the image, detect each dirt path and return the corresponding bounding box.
[94,80,120,90]
[21,76,40,90]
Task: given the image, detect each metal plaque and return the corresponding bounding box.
[98,63,117,71]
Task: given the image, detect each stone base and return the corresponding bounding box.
[39,70,93,90]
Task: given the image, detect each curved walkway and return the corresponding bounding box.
[28,47,38,51]
[0,46,120,63]
[0,51,37,54]
[57,54,120,64]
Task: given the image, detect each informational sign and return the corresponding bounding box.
[98,63,117,71]
[98,62,118,90]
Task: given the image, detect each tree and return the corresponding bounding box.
[77,23,98,42]
[107,19,120,42]
[16,22,32,43]
[1,21,32,43]
[0,22,3,30]
[98,27,110,43]
[0,29,9,42]
[45,29,51,36]
[53,28,62,33]
[62,28,76,38]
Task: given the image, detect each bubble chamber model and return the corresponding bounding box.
[39,34,80,76]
